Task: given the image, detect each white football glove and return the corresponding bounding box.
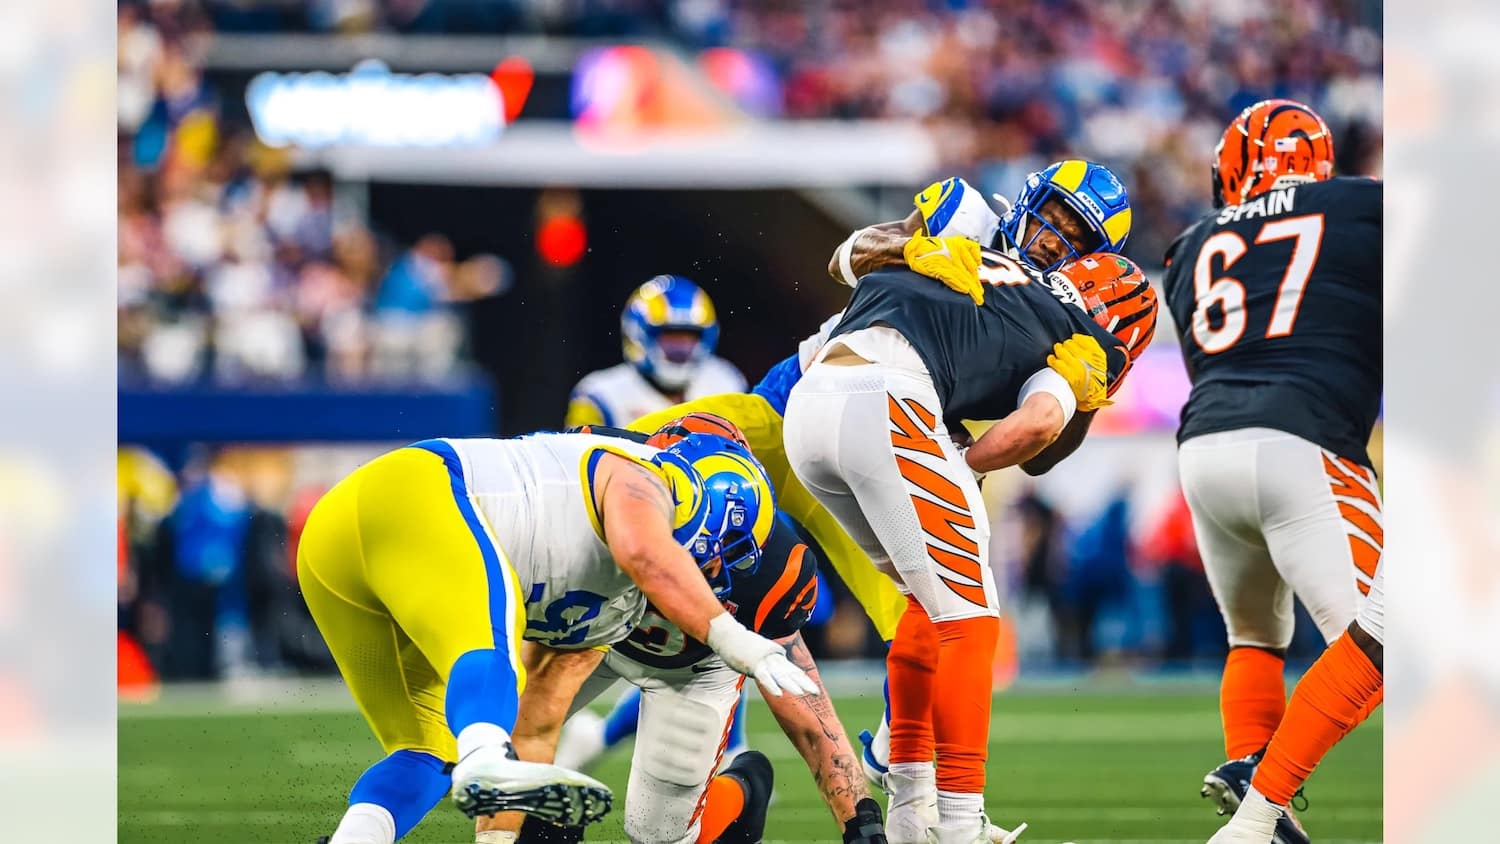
[914,177,1001,244]
[705,613,819,697]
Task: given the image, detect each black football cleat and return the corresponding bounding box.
[842,796,889,844]
[517,813,588,843]
[717,750,775,844]
[1201,750,1310,844]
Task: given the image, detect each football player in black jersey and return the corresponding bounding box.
[493,415,889,844]
[785,243,1157,844]
[1159,99,1384,844]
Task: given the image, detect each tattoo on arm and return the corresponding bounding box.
[777,633,866,818]
[601,458,673,523]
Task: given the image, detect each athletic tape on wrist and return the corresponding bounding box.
[838,228,866,288]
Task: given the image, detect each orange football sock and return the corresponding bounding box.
[1252,633,1384,806]
[1220,647,1287,758]
[695,774,746,843]
[888,596,939,764]
[1348,688,1383,736]
[932,614,999,793]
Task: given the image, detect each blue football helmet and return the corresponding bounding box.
[622,275,720,392]
[650,433,775,598]
[998,159,1132,272]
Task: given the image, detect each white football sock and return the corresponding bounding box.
[1232,786,1284,834]
[456,722,512,762]
[936,790,984,827]
[888,762,935,781]
[475,831,519,843]
[328,802,395,844]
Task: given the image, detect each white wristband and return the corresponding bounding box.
[705,612,774,674]
[837,228,867,288]
[1018,367,1077,426]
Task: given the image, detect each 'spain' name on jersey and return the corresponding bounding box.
[1162,177,1382,467]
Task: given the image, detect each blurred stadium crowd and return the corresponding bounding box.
[116,0,1380,687]
[118,0,1381,385]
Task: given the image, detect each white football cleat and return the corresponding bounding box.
[885,767,939,844]
[1206,816,1276,844]
[449,744,612,826]
[985,818,1028,844]
[928,813,1026,844]
[1206,787,1282,844]
[551,710,608,773]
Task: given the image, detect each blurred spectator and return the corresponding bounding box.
[369,233,466,380]
[116,8,487,386]
[1056,490,1134,663]
[156,450,253,680]
[1137,488,1224,664]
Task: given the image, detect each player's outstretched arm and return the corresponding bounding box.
[828,210,922,285]
[595,455,737,643]
[1021,410,1095,476]
[759,631,871,830]
[594,455,818,697]
[964,393,1067,474]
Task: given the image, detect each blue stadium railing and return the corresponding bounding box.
[118,376,498,456]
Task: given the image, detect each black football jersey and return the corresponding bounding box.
[831,252,1130,428]
[564,424,820,670]
[1162,177,1382,466]
[612,513,819,670]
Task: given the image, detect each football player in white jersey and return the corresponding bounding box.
[565,275,747,429]
[493,415,889,844]
[299,431,816,844]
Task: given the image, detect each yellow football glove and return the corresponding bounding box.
[904,235,985,307]
[1047,333,1114,412]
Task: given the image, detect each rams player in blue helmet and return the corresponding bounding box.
[565,275,747,429]
[503,415,889,844]
[829,159,1132,298]
[301,428,815,844]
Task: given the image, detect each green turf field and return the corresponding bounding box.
[119,684,1382,844]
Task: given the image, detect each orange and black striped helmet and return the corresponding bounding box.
[1054,253,1157,389]
[646,411,750,451]
[1212,99,1335,208]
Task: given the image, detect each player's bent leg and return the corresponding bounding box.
[623,663,744,844]
[790,359,1003,842]
[883,598,940,844]
[328,751,453,843]
[1252,564,1385,812]
[299,477,461,843]
[1257,436,1377,644]
[705,750,775,844]
[1180,433,1298,763]
[356,445,610,827]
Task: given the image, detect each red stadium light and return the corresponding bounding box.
[536,214,587,267]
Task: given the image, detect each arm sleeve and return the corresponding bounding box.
[1017,366,1077,426]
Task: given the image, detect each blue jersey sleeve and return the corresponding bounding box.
[750,353,803,416]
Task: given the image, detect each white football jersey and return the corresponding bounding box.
[435,433,661,649]
[566,358,747,428]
